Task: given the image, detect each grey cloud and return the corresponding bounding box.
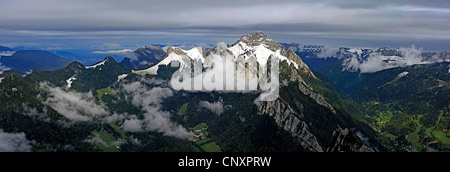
[0,64,10,74]
[316,46,341,59]
[92,49,134,54]
[199,101,224,115]
[117,80,191,138]
[22,104,51,122]
[0,129,32,152]
[39,82,109,122]
[38,80,190,138]
[0,0,449,47]
[121,117,143,132]
[85,134,125,149]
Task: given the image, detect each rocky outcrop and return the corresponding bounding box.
[289,68,336,114]
[327,126,376,152]
[166,47,186,56]
[257,99,324,152]
[298,82,336,114]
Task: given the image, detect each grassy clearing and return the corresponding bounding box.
[190,122,221,152]
[110,122,129,139]
[91,127,120,152]
[433,131,450,145]
[96,87,115,102]
[200,142,221,152]
[195,138,212,145]
[177,102,189,116]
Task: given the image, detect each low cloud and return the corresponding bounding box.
[22,104,51,122]
[121,117,143,132]
[84,134,125,149]
[317,46,340,59]
[39,82,109,122]
[126,51,139,62]
[0,129,32,152]
[92,49,134,54]
[117,80,191,138]
[0,57,11,74]
[199,101,224,115]
[38,80,190,138]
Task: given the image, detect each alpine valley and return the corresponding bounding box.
[0,32,448,152]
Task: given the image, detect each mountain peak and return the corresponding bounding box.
[166,47,186,55]
[239,31,272,46]
[86,56,117,69]
[104,56,116,62]
[144,45,162,50]
[66,61,85,69]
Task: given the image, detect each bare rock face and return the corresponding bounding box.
[290,68,336,114]
[257,99,324,152]
[240,31,271,47]
[327,126,376,152]
[166,47,186,56]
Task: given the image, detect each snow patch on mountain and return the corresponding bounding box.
[86,58,109,69]
[133,50,190,75]
[117,74,128,82]
[182,47,204,63]
[66,76,77,88]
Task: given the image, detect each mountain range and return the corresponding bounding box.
[0,50,73,74]
[0,32,448,152]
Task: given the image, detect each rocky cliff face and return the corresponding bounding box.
[327,126,376,152]
[257,99,324,152]
[289,68,336,114]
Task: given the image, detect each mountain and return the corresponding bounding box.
[0,32,384,152]
[134,31,382,152]
[120,45,166,70]
[0,50,73,73]
[282,43,371,70]
[28,56,131,92]
[51,51,81,61]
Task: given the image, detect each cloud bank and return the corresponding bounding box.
[1,0,449,51]
[0,129,32,152]
[316,46,341,59]
[92,49,134,54]
[38,80,190,138]
[39,82,109,122]
[118,80,191,138]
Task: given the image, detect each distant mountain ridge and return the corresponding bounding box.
[0,45,13,51]
[120,45,166,70]
[283,43,450,71]
[0,50,73,73]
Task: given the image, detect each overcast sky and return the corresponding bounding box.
[1,0,449,51]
